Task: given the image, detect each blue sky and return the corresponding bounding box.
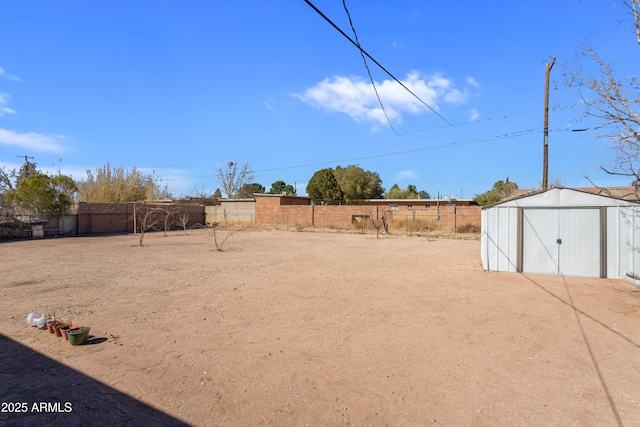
[0,0,637,198]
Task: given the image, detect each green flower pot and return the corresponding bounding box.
[67,326,91,346]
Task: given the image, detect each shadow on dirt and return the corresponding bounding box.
[521,275,629,427]
[0,333,190,426]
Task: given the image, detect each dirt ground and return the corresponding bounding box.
[1,229,639,426]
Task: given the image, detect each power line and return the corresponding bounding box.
[302,0,462,132]
[341,0,399,136]
[156,127,556,183]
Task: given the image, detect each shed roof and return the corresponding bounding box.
[483,187,640,209]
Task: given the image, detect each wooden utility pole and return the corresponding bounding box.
[543,57,556,191]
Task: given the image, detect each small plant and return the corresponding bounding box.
[204,222,242,251]
[176,212,190,234]
[367,209,387,238]
[457,223,480,233]
[134,206,162,246]
[160,205,179,236]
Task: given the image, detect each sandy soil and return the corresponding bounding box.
[1,229,639,426]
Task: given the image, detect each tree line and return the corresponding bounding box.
[0,157,523,215]
[3,0,638,213]
[217,162,432,205]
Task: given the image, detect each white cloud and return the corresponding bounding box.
[468,108,480,121]
[394,169,417,181]
[0,93,16,117]
[295,71,469,125]
[0,161,21,172]
[0,128,66,153]
[466,76,480,88]
[0,67,21,82]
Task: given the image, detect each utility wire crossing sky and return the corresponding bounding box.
[0,1,637,198]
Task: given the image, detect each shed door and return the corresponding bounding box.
[522,209,600,277]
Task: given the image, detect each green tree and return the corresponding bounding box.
[384,184,424,199]
[306,168,344,204]
[237,182,265,198]
[333,165,384,204]
[0,159,38,194]
[15,160,38,186]
[267,180,296,195]
[385,184,404,199]
[475,178,519,206]
[0,166,14,193]
[6,173,77,215]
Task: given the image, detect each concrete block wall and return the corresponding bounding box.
[78,203,205,235]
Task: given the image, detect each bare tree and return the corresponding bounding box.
[216,161,254,199]
[135,206,162,246]
[564,1,640,192]
[191,187,216,205]
[204,222,243,251]
[0,166,14,193]
[176,212,190,234]
[160,205,179,236]
[365,207,385,239]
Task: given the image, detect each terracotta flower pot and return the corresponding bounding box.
[59,325,71,340]
[47,320,57,334]
[54,322,70,338]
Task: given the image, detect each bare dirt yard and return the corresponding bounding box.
[1,229,639,426]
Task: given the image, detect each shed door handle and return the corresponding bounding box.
[557,238,562,244]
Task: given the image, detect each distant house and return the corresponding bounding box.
[0,215,49,239]
[358,197,475,210]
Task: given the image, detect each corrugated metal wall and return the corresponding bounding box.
[522,208,600,277]
[481,206,518,272]
[482,199,640,279]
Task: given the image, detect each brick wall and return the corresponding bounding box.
[245,196,481,232]
[389,206,481,231]
[77,203,205,235]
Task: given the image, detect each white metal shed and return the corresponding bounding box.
[481,187,640,278]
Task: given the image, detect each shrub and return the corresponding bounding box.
[457,223,480,233]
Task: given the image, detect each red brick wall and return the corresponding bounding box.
[389,206,481,231]
[253,196,481,231]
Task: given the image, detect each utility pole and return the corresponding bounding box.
[17,154,35,164]
[542,57,556,191]
[16,155,35,179]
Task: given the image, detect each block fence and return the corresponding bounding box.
[206,204,481,233]
[77,202,206,235]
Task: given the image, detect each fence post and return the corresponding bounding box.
[250,213,253,229]
[323,213,326,232]
[287,213,290,231]
[275,212,279,230]
[362,215,365,233]
[454,206,457,238]
[406,216,409,235]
